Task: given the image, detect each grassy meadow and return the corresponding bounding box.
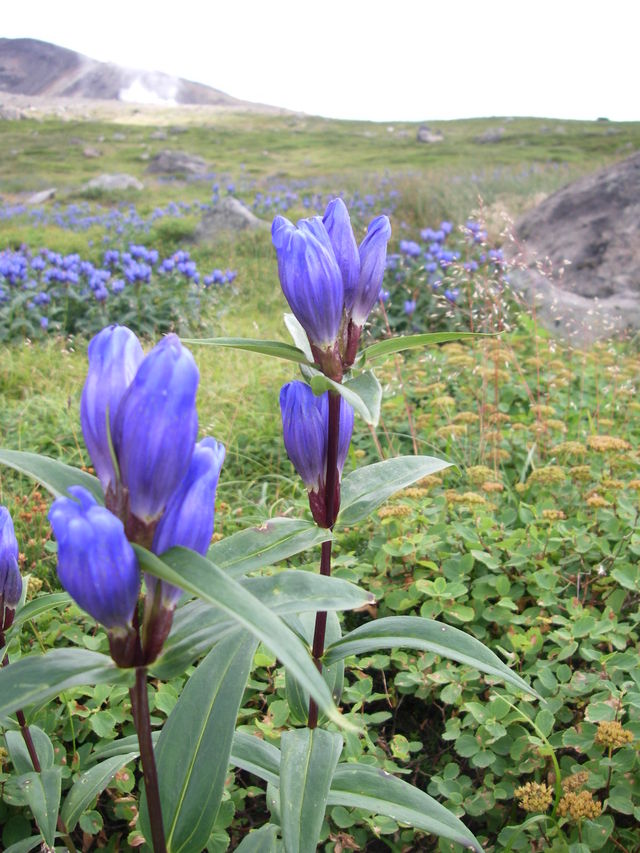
[1,111,640,852]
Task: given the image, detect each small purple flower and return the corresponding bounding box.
[399,240,421,257]
[48,487,139,631]
[444,288,459,303]
[404,300,416,315]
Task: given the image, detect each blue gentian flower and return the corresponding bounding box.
[280,381,354,528]
[150,438,226,607]
[48,487,139,631]
[351,215,392,327]
[272,215,344,351]
[81,326,144,496]
[404,300,417,315]
[322,198,360,311]
[113,334,199,523]
[0,506,22,629]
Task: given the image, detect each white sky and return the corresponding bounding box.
[2,0,638,122]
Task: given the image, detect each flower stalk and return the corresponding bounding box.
[130,666,166,853]
[308,390,341,728]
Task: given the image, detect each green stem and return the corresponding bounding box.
[1,636,78,853]
[130,666,166,853]
[308,390,341,729]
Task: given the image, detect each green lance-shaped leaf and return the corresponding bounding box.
[0,448,103,502]
[230,731,281,787]
[337,455,453,528]
[61,752,138,831]
[135,546,346,727]
[358,331,490,364]
[3,836,49,853]
[323,616,537,696]
[280,729,343,853]
[9,593,72,633]
[140,632,257,853]
[19,767,62,848]
[152,570,374,680]
[0,649,132,717]
[5,726,54,774]
[208,517,332,579]
[327,763,483,852]
[88,733,153,764]
[235,824,282,852]
[229,737,482,852]
[182,336,310,365]
[303,366,382,426]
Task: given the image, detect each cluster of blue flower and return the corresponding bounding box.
[0,245,237,340]
[0,200,211,236]
[251,181,398,221]
[274,197,390,527]
[374,219,510,335]
[44,327,226,665]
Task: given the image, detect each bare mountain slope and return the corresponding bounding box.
[0,37,273,109]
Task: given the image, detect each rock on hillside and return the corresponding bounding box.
[0,38,274,110]
[509,151,640,343]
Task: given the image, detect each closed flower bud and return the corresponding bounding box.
[280,382,354,527]
[322,198,360,310]
[48,486,140,631]
[272,215,344,352]
[351,215,392,327]
[80,325,144,494]
[150,437,226,607]
[113,334,199,524]
[0,506,22,630]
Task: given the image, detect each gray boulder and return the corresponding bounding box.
[195,196,269,242]
[417,125,444,143]
[0,105,25,120]
[474,127,505,144]
[27,188,56,204]
[147,149,210,177]
[507,151,640,343]
[84,173,143,192]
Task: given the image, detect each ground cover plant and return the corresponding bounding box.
[0,112,639,852]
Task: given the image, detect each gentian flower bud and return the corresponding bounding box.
[280,382,354,528]
[113,334,199,525]
[48,486,140,632]
[322,198,361,312]
[0,506,22,631]
[80,325,144,495]
[272,215,344,362]
[150,437,226,607]
[351,215,392,328]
